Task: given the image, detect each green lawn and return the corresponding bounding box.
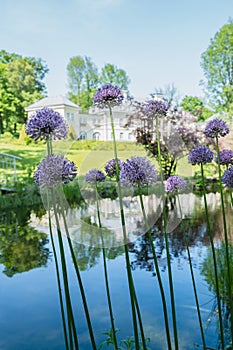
[0,136,195,180]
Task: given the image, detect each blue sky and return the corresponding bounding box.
[1,0,232,100]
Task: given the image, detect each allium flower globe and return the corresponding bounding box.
[144,100,168,118]
[188,146,214,165]
[204,118,229,139]
[105,158,124,178]
[34,155,77,189]
[215,149,233,166]
[84,169,106,183]
[120,157,157,187]
[222,167,233,188]
[165,176,187,193]
[26,108,68,141]
[93,84,124,109]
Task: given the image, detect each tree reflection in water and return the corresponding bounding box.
[0,206,50,277]
[201,242,233,347]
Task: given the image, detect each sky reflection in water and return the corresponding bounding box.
[0,191,231,350]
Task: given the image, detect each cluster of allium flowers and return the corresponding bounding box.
[144,100,168,118]
[188,146,214,165]
[84,168,106,184]
[93,84,124,109]
[165,176,187,193]
[105,158,124,178]
[119,157,157,187]
[222,167,233,188]
[204,118,229,138]
[34,155,77,189]
[26,108,68,141]
[215,149,233,166]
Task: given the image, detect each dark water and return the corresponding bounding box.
[0,192,232,350]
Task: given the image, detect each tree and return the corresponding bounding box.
[0,50,48,134]
[67,55,98,111]
[83,56,99,108]
[67,56,85,105]
[180,96,212,122]
[127,100,214,179]
[67,57,131,111]
[153,83,180,109]
[100,63,130,90]
[200,19,233,112]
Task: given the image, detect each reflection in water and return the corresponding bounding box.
[0,208,50,277]
[1,191,233,349]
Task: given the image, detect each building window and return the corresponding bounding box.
[119,118,125,127]
[120,132,124,140]
[79,131,87,140]
[93,132,100,140]
[66,112,70,120]
[128,133,133,140]
[80,117,87,125]
[70,113,74,121]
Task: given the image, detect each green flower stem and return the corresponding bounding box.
[138,185,172,350]
[109,106,143,350]
[47,194,69,350]
[177,194,206,350]
[95,184,118,350]
[46,138,75,349]
[216,137,233,344]
[156,117,179,350]
[46,136,53,155]
[200,162,224,349]
[52,191,79,350]
[57,190,97,350]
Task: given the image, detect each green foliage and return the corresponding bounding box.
[0,210,49,277]
[180,95,212,121]
[70,140,141,151]
[100,63,130,90]
[67,56,131,111]
[67,55,98,110]
[98,328,150,350]
[200,19,233,112]
[0,50,49,135]
[18,124,33,145]
[67,123,77,140]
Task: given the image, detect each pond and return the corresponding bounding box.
[0,190,232,350]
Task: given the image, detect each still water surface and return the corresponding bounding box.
[0,192,231,349]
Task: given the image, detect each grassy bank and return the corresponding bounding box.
[0,135,196,181]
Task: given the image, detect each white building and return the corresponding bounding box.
[25,95,137,142]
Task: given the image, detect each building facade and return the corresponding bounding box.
[26,95,137,142]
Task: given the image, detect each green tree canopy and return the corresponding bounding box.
[67,56,131,111]
[67,55,98,110]
[200,19,233,112]
[0,50,48,134]
[153,83,180,108]
[180,95,212,121]
[100,63,130,90]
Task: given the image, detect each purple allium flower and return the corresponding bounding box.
[204,118,229,139]
[105,158,124,178]
[188,146,214,165]
[84,168,106,183]
[222,167,233,188]
[144,100,168,118]
[165,176,187,193]
[93,84,124,109]
[34,155,77,189]
[215,149,233,166]
[119,157,157,187]
[26,108,68,141]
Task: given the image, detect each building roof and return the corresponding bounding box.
[26,95,79,111]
